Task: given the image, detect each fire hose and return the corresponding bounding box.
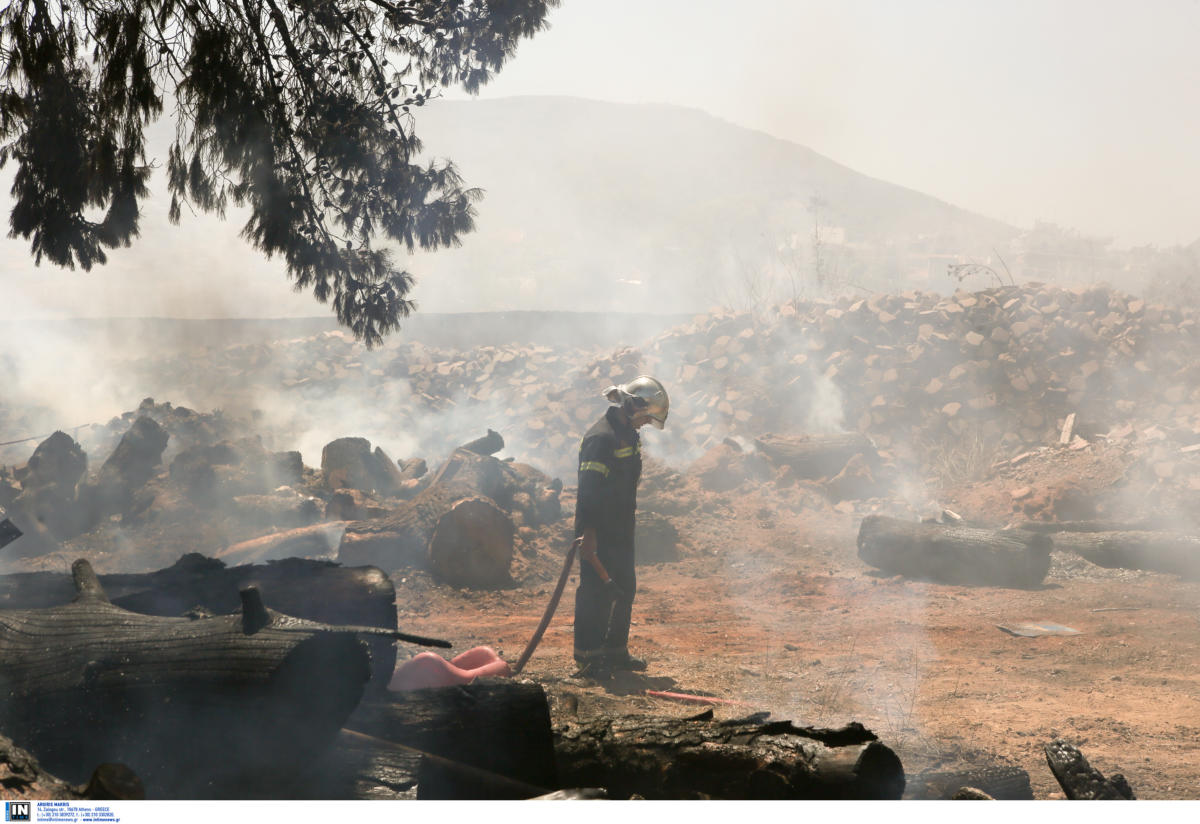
[512,535,620,675]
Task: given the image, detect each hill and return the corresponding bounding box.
[405,96,1020,312]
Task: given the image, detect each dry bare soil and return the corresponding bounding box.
[396,444,1200,800]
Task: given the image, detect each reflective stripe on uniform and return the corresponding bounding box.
[580,461,610,476]
[614,445,640,458]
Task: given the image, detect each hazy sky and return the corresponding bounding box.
[455,0,1200,248]
[2,0,1198,318]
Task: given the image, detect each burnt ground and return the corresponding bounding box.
[383,442,1200,801]
[6,291,1200,800]
[7,417,1199,800]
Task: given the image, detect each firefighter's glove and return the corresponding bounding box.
[604,579,628,602]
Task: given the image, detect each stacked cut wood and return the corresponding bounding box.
[251,284,1200,482]
[337,443,566,586]
[857,515,1052,588]
[30,283,1200,494]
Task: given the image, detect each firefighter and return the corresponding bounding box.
[572,375,669,673]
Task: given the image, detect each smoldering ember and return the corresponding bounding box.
[5,282,1200,800]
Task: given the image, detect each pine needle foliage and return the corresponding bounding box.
[0,0,557,345]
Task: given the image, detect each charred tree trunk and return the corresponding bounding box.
[1044,739,1135,799]
[339,481,514,587]
[1049,531,1200,579]
[754,433,876,479]
[0,553,400,693]
[345,680,557,799]
[0,560,370,798]
[906,764,1034,799]
[1011,520,1156,534]
[857,515,1051,588]
[553,713,904,800]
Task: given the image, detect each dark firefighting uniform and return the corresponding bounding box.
[572,406,642,661]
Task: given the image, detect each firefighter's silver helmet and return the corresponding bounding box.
[603,375,669,429]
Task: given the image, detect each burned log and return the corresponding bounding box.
[428,496,514,588]
[906,764,1034,800]
[346,680,557,799]
[426,448,508,501]
[339,481,514,587]
[320,437,407,494]
[0,560,371,798]
[0,553,401,693]
[1011,520,1156,534]
[1048,531,1200,579]
[553,714,904,800]
[1044,739,1135,799]
[754,433,876,479]
[0,505,21,550]
[340,481,475,570]
[857,515,1051,588]
[459,429,505,456]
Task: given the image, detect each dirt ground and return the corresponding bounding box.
[383,444,1200,801]
[13,431,1200,800]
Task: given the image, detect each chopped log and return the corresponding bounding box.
[339,481,515,587]
[426,449,508,501]
[754,433,877,479]
[346,680,557,799]
[88,415,168,519]
[857,515,1051,588]
[1049,531,1200,579]
[0,552,401,692]
[1044,739,1135,799]
[216,520,351,564]
[428,496,515,588]
[459,429,505,456]
[339,481,476,569]
[0,559,370,798]
[553,714,903,800]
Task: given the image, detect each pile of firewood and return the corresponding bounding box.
[16,282,1197,486]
